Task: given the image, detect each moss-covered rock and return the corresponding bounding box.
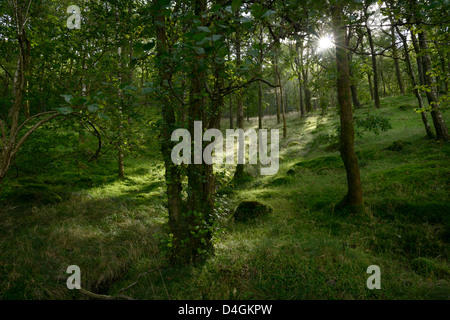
[232,201,273,222]
[269,176,292,186]
[384,140,412,152]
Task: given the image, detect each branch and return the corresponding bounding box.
[79,287,134,300]
[117,268,160,295]
[15,111,58,136]
[219,77,279,99]
[0,61,13,81]
[12,113,59,156]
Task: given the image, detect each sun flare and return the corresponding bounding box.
[318,36,334,52]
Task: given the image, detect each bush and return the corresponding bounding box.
[354,114,392,136]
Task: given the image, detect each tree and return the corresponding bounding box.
[331,3,364,210]
[0,0,59,188]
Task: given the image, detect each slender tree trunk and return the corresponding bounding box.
[368,73,374,100]
[302,68,312,112]
[117,46,125,180]
[274,47,287,138]
[348,51,362,109]
[274,55,281,124]
[234,13,244,179]
[258,80,263,129]
[379,56,387,97]
[366,26,381,108]
[391,25,405,94]
[229,94,233,129]
[410,30,425,86]
[298,76,306,117]
[332,4,364,210]
[258,26,264,129]
[418,30,449,141]
[396,26,433,139]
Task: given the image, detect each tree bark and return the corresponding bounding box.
[331,4,364,210]
[234,11,244,179]
[410,30,425,86]
[348,51,362,109]
[396,26,434,139]
[366,25,381,108]
[274,46,287,138]
[418,30,449,141]
[155,12,184,264]
[391,25,405,94]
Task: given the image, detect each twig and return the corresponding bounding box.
[79,287,134,300]
[117,268,160,294]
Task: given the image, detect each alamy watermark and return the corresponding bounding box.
[171,121,279,176]
[366,265,381,290]
[67,5,81,30]
[66,265,81,289]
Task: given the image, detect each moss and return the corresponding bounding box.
[269,176,292,186]
[294,155,344,173]
[384,140,412,152]
[398,105,414,111]
[232,201,273,222]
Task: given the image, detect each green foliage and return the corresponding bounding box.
[354,114,393,136]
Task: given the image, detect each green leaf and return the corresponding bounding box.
[88,104,99,112]
[56,107,73,115]
[211,34,223,42]
[61,94,73,104]
[231,0,242,12]
[197,26,211,33]
[194,47,205,55]
[98,112,110,120]
[261,9,276,19]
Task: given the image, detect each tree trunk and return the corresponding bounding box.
[332,4,364,210]
[390,26,405,94]
[418,30,449,141]
[302,69,312,112]
[155,12,185,264]
[234,13,244,179]
[229,94,233,129]
[274,46,287,138]
[396,26,434,139]
[298,76,306,117]
[274,55,281,124]
[348,52,362,109]
[258,26,264,129]
[366,26,381,108]
[379,56,387,97]
[258,80,263,129]
[410,30,425,86]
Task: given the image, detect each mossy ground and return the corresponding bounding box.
[0,94,449,299]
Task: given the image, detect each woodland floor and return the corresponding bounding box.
[0,93,449,299]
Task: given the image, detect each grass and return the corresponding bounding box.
[0,93,449,299]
